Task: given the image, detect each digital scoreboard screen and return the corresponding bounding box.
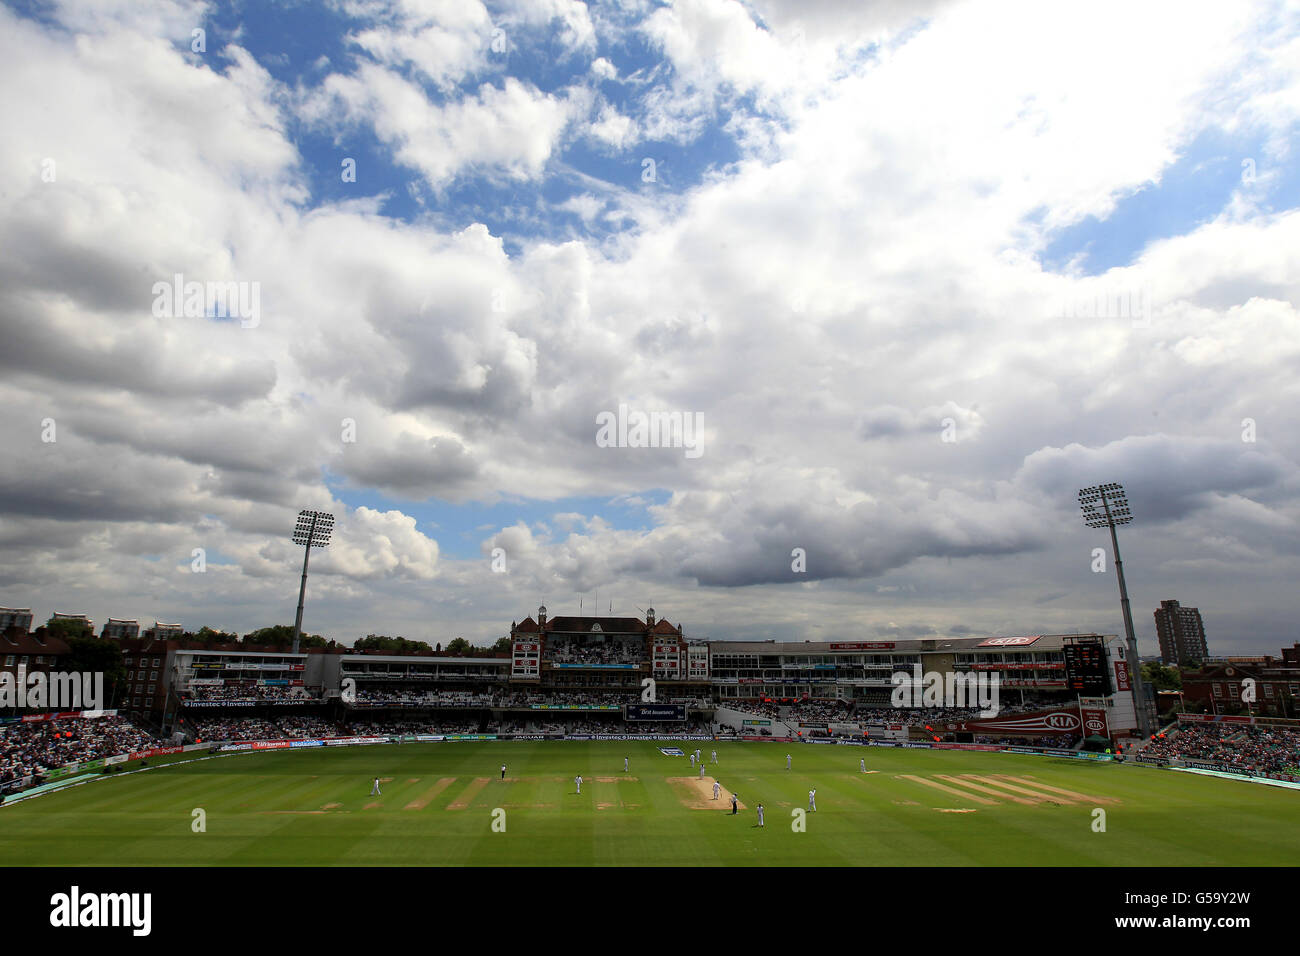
[1063,642,1110,695]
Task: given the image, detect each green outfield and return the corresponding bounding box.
[2,741,1298,866]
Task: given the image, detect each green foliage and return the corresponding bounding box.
[188,626,239,645]
[354,634,433,653]
[242,625,327,648]
[63,635,127,689]
[44,616,93,641]
[348,634,507,656]
[1141,662,1182,691]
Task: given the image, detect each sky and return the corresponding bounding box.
[1,0,1298,654]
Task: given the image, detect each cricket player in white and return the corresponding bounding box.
[698,763,704,778]
[624,756,629,772]
[860,758,866,773]
[786,754,792,770]
[575,775,583,794]
[808,788,817,811]
[690,753,696,768]
[711,750,717,763]
[695,749,702,762]
[713,781,721,800]
[370,777,381,795]
[756,803,765,827]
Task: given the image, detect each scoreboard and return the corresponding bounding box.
[1063,642,1110,695]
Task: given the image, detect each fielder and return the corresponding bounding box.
[711,750,718,763]
[808,788,817,811]
[690,753,696,768]
[756,803,765,827]
[713,781,721,800]
[624,756,629,772]
[860,758,866,773]
[786,753,792,770]
[575,774,583,794]
[698,763,704,779]
[370,777,381,796]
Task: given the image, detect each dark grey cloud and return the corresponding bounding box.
[337,433,481,499]
[1015,435,1293,523]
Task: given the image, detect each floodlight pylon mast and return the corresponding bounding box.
[291,510,334,654]
[1078,484,1152,738]
[1101,492,1140,691]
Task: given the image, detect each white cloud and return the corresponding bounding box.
[1,0,1298,654]
[304,67,578,186]
[586,103,639,149]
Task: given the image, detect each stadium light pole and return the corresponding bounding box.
[291,509,334,654]
[1078,483,1153,738]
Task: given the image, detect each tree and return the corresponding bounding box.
[444,637,471,656]
[44,616,93,641]
[491,636,512,654]
[1141,662,1182,691]
[188,626,239,645]
[242,625,326,648]
[354,634,433,653]
[63,635,127,702]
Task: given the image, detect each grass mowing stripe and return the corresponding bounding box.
[897,774,999,805]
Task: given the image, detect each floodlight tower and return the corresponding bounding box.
[291,509,334,654]
[1078,483,1152,737]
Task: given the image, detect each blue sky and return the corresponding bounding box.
[194,0,749,251]
[327,479,671,559]
[1042,127,1300,275]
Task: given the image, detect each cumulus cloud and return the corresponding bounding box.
[303,68,578,186]
[1,0,1298,655]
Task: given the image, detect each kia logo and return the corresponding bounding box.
[1085,718,1103,731]
[1045,714,1077,729]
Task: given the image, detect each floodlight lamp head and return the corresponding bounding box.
[291,509,335,547]
[1078,482,1134,529]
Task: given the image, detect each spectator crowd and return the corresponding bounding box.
[185,685,317,702]
[545,639,642,665]
[1,716,157,785]
[1141,724,1300,775]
